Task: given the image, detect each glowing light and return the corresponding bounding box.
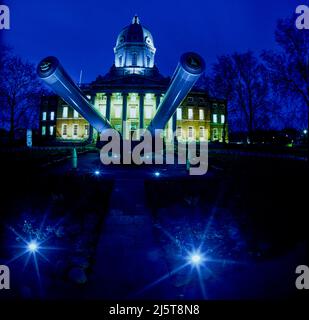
[191,254,202,264]
[154,171,160,177]
[94,170,100,176]
[304,130,308,135]
[28,241,38,253]
[188,251,205,267]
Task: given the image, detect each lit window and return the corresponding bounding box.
[176,126,182,138]
[49,126,54,136]
[85,125,89,136]
[73,124,78,137]
[221,114,225,124]
[50,111,55,121]
[130,93,137,102]
[62,107,68,118]
[145,93,152,101]
[213,114,218,123]
[199,126,205,138]
[73,110,79,118]
[130,106,137,118]
[177,108,182,120]
[115,124,121,131]
[188,108,193,120]
[42,126,46,135]
[62,124,67,136]
[98,103,106,116]
[199,109,204,120]
[188,126,194,139]
[42,112,47,121]
[116,93,122,101]
[145,106,152,119]
[114,105,121,118]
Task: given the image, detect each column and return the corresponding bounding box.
[106,93,111,121]
[155,93,161,110]
[139,93,145,129]
[122,93,128,138]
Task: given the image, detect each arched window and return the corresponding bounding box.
[132,52,137,66]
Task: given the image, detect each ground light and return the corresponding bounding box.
[304,129,308,135]
[188,251,205,267]
[27,241,38,253]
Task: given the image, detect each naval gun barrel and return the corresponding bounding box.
[37,56,112,133]
[148,52,205,134]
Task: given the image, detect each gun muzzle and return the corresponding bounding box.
[148,52,205,134]
[37,56,112,133]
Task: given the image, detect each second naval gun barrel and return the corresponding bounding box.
[37,56,112,133]
[148,52,205,134]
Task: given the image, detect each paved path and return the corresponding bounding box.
[86,176,176,299]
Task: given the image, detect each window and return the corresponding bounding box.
[85,125,89,136]
[62,124,67,137]
[132,52,137,66]
[73,110,79,118]
[188,108,193,120]
[188,97,194,103]
[129,106,137,118]
[176,126,182,138]
[115,124,121,132]
[130,93,137,102]
[49,126,54,136]
[199,98,204,103]
[145,93,152,101]
[73,124,78,137]
[114,105,121,118]
[145,106,152,119]
[221,114,225,124]
[199,109,204,120]
[147,56,151,67]
[62,106,68,118]
[50,111,55,121]
[213,114,218,123]
[199,126,205,138]
[42,112,47,121]
[188,126,194,139]
[119,56,122,66]
[42,126,46,136]
[176,108,182,120]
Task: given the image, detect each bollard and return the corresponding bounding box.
[72,147,78,169]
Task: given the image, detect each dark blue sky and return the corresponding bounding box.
[3,0,301,83]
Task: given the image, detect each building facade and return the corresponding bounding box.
[39,16,228,143]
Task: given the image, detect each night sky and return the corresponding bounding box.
[3,0,302,83]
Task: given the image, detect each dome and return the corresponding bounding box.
[116,16,154,48]
[114,16,156,70]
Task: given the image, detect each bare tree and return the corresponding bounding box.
[262,16,309,146]
[211,51,272,143]
[0,51,45,142]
